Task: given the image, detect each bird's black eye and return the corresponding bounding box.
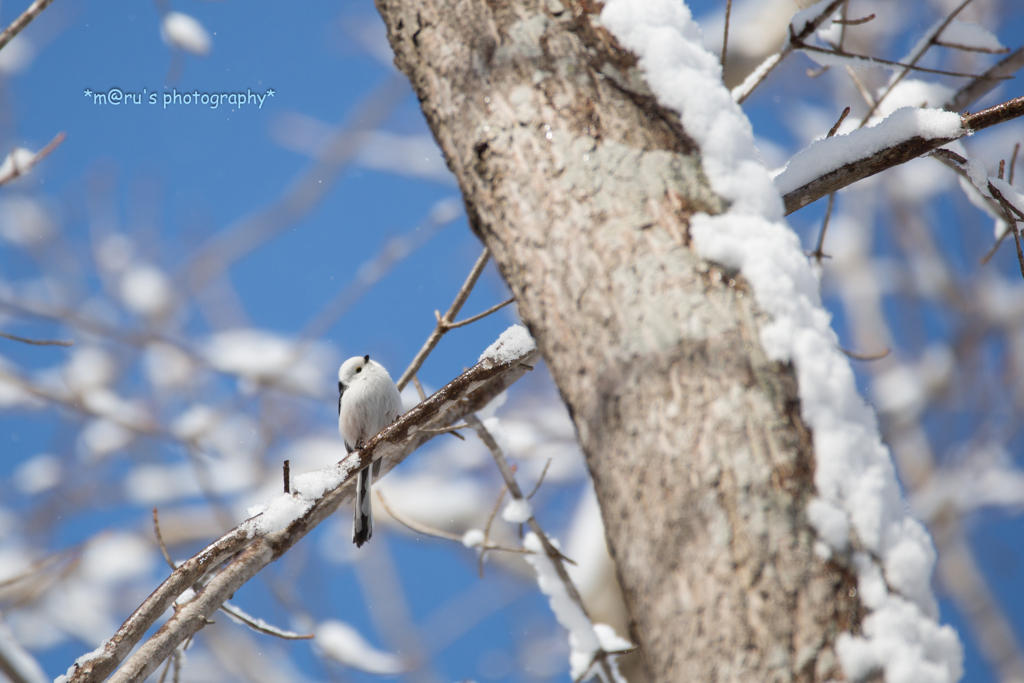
[356,366,362,373]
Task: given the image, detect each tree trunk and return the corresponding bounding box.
[372,0,865,680]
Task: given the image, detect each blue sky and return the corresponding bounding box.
[2,0,1024,682]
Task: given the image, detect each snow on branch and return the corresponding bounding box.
[0,132,65,187]
[779,95,1024,215]
[466,414,632,683]
[59,341,540,683]
[601,1,966,680]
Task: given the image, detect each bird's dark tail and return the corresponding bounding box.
[352,460,380,547]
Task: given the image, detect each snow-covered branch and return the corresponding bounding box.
[779,95,1024,214]
[61,342,540,683]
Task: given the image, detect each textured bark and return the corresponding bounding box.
[372,0,867,681]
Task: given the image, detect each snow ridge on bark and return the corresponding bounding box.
[599,1,963,681]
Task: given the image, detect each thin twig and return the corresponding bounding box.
[732,0,847,104]
[219,602,314,640]
[841,346,891,361]
[0,331,73,347]
[445,296,516,330]
[1011,143,1020,186]
[397,247,491,391]
[375,490,532,555]
[858,0,976,126]
[283,460,290,494]
[526,459,553,500]
[796,42,999,80]
[990,184,1024,280]
[412,375,427,401]
[812,193,836,263]
[0,0,56,52]
[721,0,732,69]
[834,13,874,25]
[933,40,1009,55]
[466,414,607,678]
[152,509,176,572]
[945,46,1024,113]
[999,160,1006,180]
[828,106,851,138]
[156,655,172,683]
[479,485,508,578]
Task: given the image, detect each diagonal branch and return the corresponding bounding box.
[0,0,56,52]
[63,345,541,683]
[944,46,1024,113]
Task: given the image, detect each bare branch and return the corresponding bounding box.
[933,39,1009,55]
[218,602,314,641]
[152,509,176,572]
[811,192,836,262]
[0,330,72,347]
[525,459,553,500]
[834,13,874,26]
[945,46,1024,113]
[1010,143,1020,186]
[732,0,847,104]
[828,106,851,138]
[465,414,611,679]
[841,346,891,361]
[375,490,533,555]
[0,0,56,52]
[445,296,516,330]
[720,0,732,69]
[65,346,540,683]
[397,246,491,391]
[858,0,976,126]
[478,484,508,578]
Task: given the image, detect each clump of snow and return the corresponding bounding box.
[120,264,173,317]
[0,35,34,76]
[242,462,353,537]
[480,324,537,364]
[912,452,1024,521]
[462,528,485,548]
[0,196,55,247]
[523,532,629,682]
[80,532,155,585]
[143,342,195,389]
[377,475,486,529]
[502,498,533,523]
[78,419,134,458]
[160,12,211,56]
[774,108,964,196]
[938,20,1005,53]
[202,329,336,396]
[124,458,258,504]
[171,405,218,441]
[0,148,36,182]
[13,454,62,494]
[95,234,134,274]
[600,1,962,680]
[64,347,116,392]
[315,620,404,674]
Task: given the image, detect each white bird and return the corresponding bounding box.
[338,354,404,547]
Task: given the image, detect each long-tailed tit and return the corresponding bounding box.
[338,354,404,547]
